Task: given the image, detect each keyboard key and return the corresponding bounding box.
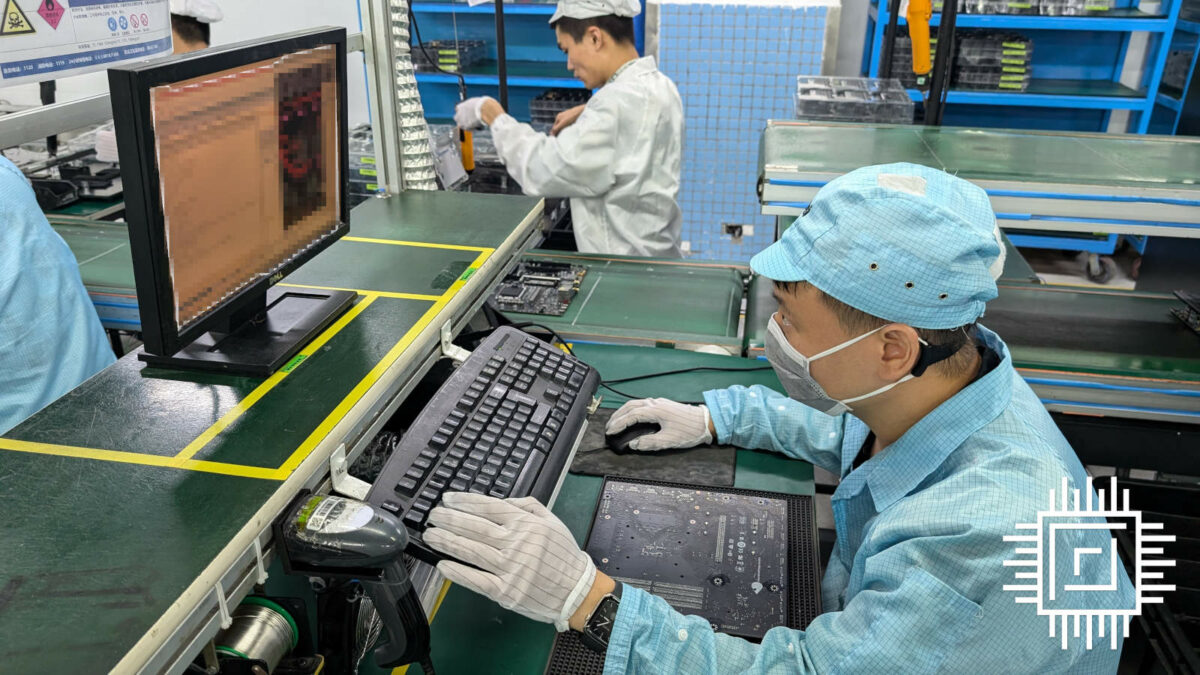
[494,476,514,492]
[463,458,482,473]
[499,375,516,386]
[396,477,419,494]
[490,384,509,400]
[420,488,440,503]
[480,464,499,478]
[512,446,531,461]
[502,428,520,441]
[449,478,469,492]
[545,418,562,433]
[536,438,552,453]
[419,448,439,461]
[545,386,562,400]
[479,405,497,417]
[468,449,487,462]
[404,511,425,528]
[451,442,470,456]
[569,373,585,388]
[480,432,499,446]
[485,455,504,468]
[481,366,498,378]
[460,430,479,444]
[531,406,549,427]
[427,477,447,491]
[552,372,569,385]
[405,467,425,481]
[510,392,538,408]
[511,450,547,497]
[381,501,402,514]
[550,409,567,424]
[434,466,454,481]
[556,399,572,413]
[520,430,538,444]
[429,433,450,449]
[413,457,433,471]
[489,487,507,498]
[412,498,434,514]
[447,410,467,425]
[500,465,519,480]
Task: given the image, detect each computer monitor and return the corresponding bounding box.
[109,28,354,376]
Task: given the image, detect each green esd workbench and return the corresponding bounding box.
[19,192,817,675]
[1,191,546,674]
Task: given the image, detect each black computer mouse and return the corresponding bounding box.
[605,422,662,454]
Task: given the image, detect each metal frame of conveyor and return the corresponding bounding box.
[756,121,1200,240]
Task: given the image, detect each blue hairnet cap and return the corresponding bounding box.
[751,163,1002,330]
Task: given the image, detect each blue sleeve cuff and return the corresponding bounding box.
[603,584,652,675]
[702,389,734,444]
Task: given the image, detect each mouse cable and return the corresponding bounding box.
[601,364,772,386]
[512,322,575,356]
[598,381,704,406]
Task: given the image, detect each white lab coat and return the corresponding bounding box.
[489,56,684,257]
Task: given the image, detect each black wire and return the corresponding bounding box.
[602,364,771,386]
[420,656,437,675]
[512,322,574,356]
[408,5,468,99]
[599,381,704,406]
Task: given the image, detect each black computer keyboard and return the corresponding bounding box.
[365,326,600,564]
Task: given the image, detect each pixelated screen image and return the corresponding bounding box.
[150,45,341,330]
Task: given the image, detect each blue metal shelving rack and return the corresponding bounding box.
[1150,15,1200,132]
[862,0,1183,132]
[410,2,644,122]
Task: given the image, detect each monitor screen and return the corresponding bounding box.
[148,45,341,330]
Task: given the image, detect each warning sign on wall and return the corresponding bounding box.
[2,0,36,36]
[0,0,173,86]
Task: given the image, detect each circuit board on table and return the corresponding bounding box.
[490,261,586,316]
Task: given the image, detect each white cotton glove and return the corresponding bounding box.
[424,492,596,632]
[454,96,491,130]
[605,398,714,452]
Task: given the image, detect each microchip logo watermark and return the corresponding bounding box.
[1003,476,1175,650]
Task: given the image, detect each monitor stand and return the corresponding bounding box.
[139,287,357,377]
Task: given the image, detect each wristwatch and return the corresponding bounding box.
[578,582,623,653]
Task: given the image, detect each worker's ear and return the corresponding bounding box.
[878,324,921,381]
[585,25,605,50]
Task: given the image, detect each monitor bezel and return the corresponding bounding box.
[108,27,350,358]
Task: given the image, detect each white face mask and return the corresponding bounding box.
[764,314,918,417]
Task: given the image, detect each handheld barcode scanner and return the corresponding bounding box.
[275,493,434,673]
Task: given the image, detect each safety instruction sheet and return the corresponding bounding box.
[0,0,172,85]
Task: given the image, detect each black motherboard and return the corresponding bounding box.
[586,479,791,639]
[490,261,586,317]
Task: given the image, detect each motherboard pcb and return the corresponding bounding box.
[490,261,586,316]
[586,479,800,639]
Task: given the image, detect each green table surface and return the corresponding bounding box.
[423,343,813,675]
[759,121,1200,192]
[499,251,748,351]
[0,190,542,673]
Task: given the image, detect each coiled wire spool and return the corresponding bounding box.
[214,597,299,674]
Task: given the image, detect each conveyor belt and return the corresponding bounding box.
[757,122,1200,236]
[495,251,747,352]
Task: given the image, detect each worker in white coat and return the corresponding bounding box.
[454,0,685,257]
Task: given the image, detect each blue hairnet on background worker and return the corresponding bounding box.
[454,0,684,258]
[0,157,114,435]
[424,163,1135,672]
